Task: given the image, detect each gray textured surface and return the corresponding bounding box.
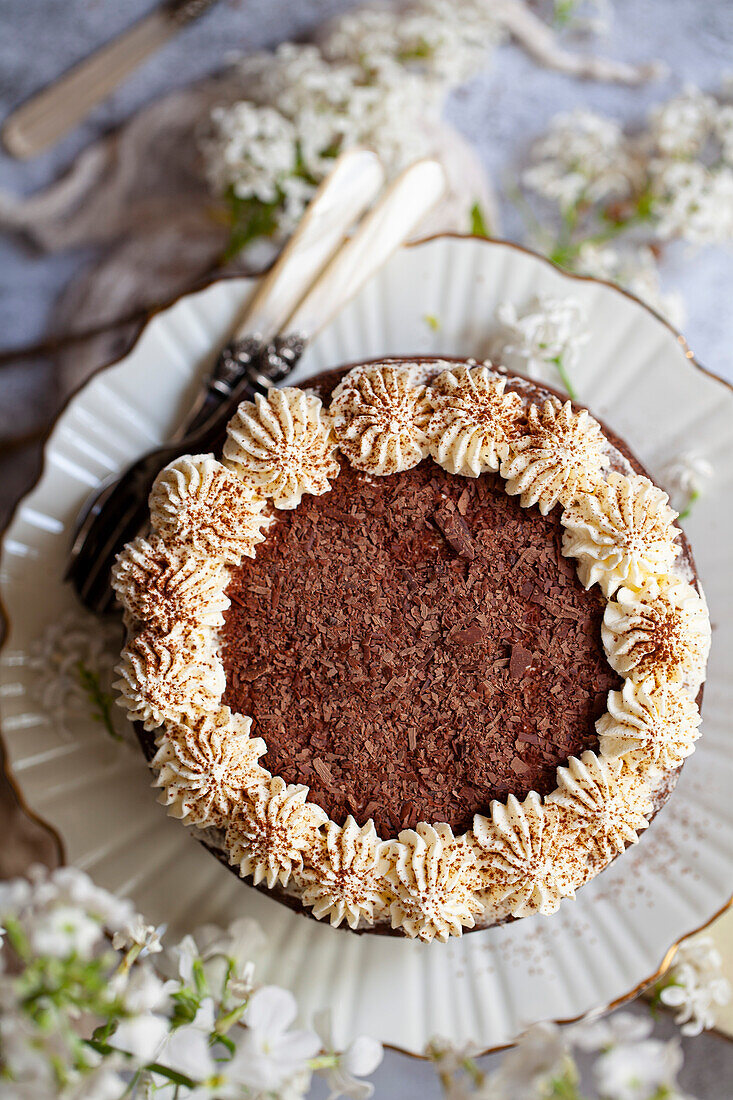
[0,2,732,1095]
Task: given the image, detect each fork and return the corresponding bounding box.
[66,155,446,615]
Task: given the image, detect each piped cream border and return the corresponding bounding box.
[113,359,710,943]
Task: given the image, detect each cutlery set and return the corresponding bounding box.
[66,150,446,613]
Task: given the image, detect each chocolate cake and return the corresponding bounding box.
[113,358,710,940]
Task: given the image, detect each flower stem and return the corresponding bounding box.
[549,355,577,400]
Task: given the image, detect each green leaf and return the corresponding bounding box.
[222,187,284,263]
[469,201,491,238]
[678,488,699,521]
[74,661,120,741]
[553,0,578,27]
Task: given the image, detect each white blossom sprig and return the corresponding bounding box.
[27,610,129,744]
[0,866,382,1099]
[517,84,733,327]
[428,1010,705,1100]
[201,0,660,258]
[648,935,731,1037]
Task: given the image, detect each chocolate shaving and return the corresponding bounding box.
[433,499,476,560]
[449,624,485,646]
[510,644,534,678]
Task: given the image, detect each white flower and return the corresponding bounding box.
[491,295,588,394]
[523,109,640,211]
[203,102,298,203]
[490,1022,571,1100]
[0,1012,64,1087]
[594,1037,684,1100]
[322,0,502,85]
[570,1010,653,1051]
[715,102,733,165]
[226,986,321,1092]
[110,1012,171,1064]
[649,85,718,158]
[196,916,265,977]
[111,914,164,955]
[314,1010,383,1100]
[27,905,103,960]
[27,611,127,741]
[154,998,218,1082]
[111,963,176,1014]
[167,917,265,998]
[661,451,714,514]
[66,1062,129,1100]
[47,867,136,932]
[650,158,733,245]
[659,936,731,1036]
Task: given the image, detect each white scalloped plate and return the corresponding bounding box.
[1,236,732,1055]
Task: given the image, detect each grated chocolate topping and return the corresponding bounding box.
[220,372,625,836]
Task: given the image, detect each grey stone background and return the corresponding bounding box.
[0,1,732,1095]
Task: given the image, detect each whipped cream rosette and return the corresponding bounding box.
[114,357,709,938]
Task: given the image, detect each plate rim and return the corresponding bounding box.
[1,232,731,1057]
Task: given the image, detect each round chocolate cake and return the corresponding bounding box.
[113,358,710,940]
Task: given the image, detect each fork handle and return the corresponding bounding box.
[2,1,219,159]
[176,333,304,440]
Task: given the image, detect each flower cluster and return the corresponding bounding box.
[488,294,589,397]
[201,0,505,251]
[27,609,128,744]
[519,84,733,326]
[650,935,731,1037]
[427,1008,712,1099]
[427,932,731,1098]
[0,866,382,1099]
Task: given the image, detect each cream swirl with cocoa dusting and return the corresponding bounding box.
[379,823,482,942]
[330,364,432,475]
[602,577,710,692]
[112,535,230,632]
[597,677,702,770]
[225,778,328,889]
[473,793,582,917]
[561,472,680,596]
[297,817,387,929]
[427,364,523,476]
[151,708,267,826]
[501,398,610,515]
[115,625,224,731]
[224,388,339,508]
[149,454,268,564]
[549,751,653,859]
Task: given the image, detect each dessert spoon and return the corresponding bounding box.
[66,154,446,614]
